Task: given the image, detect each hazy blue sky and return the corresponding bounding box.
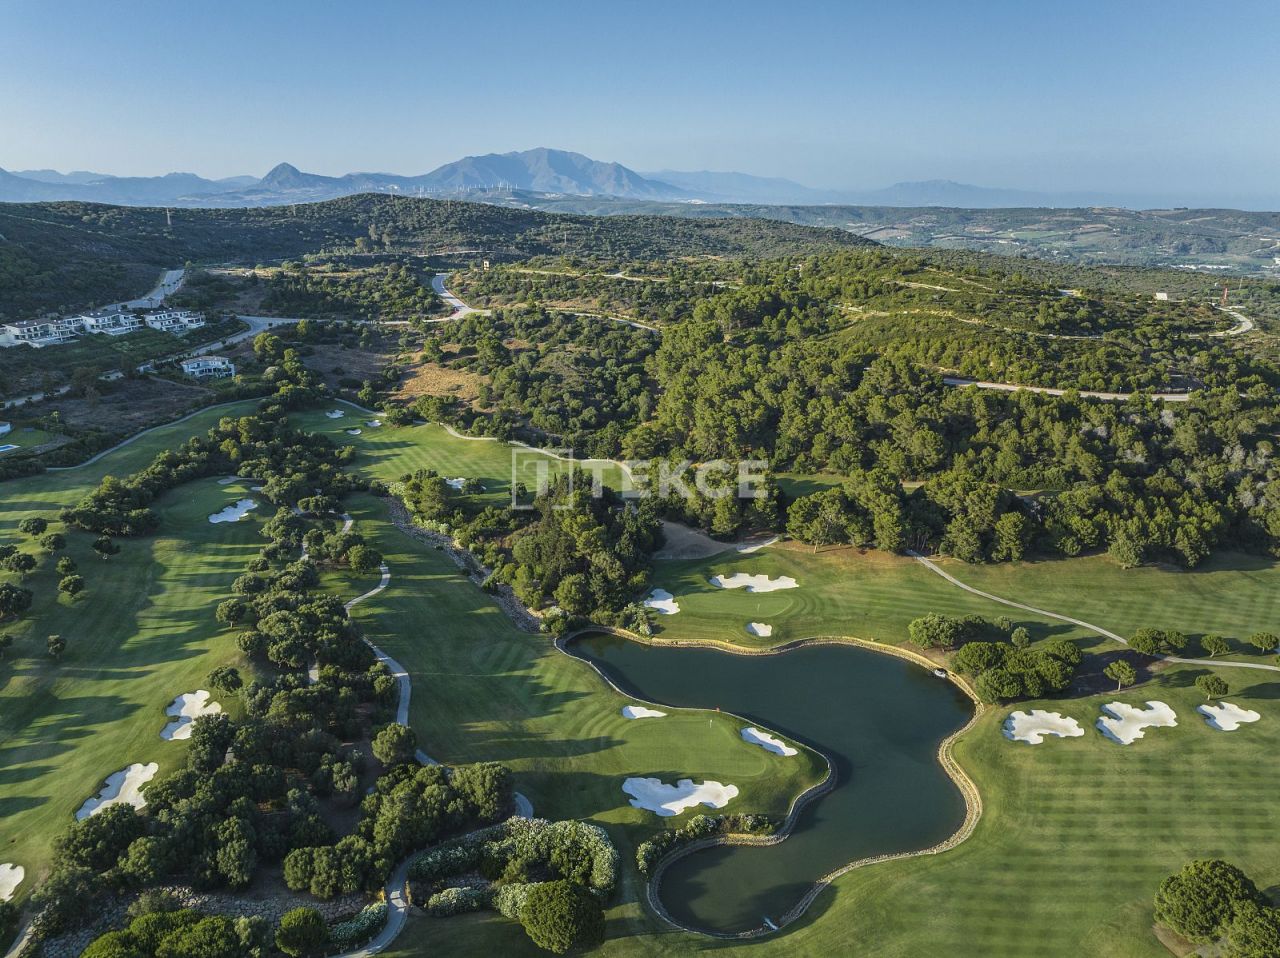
[3,0,1276,199]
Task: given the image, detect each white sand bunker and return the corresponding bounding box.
[709,572,798,593]
[161,690,222,741]
[444,476,485,491]
[746,622,773,637]
[209,499,257,524]
[76,762,159,820]
[366,419,382,427]
[621,705,667,720]
[741,727,797,756]
[1003,710,1085,745]
[325,409,345,419]
[0,863,24,902]
[643,588,680,615]
[1198,701,1261,732]
[1097,701,1178,745]
[622,777,739,817]
[346,428,363,436]
[217,476,237,485]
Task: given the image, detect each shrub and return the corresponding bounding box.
[327,903,388,949]
[275,907,327,957]
[427,886,489,917]
[1154,859,1261,943]
[518,880,605,955]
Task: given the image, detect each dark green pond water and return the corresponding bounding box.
[568,633,975,936]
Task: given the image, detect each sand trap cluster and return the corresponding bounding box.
[208,499,257,524]
[709,572,798,593]
[1097,701,1178,745]
[622,777,739,817]
[745,622,773,637]
[161,690,222,741]
[643,588,680,615]
[325,409,345,419]
[741,727,798,756]
[0,863,23,902]
[76,763,159,820]
[621,705,667,720]
[1198,701,1261,732]
[1003,710,1085,745]
[346,428,363,436]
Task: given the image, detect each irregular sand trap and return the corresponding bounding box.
[622,705,667,720]
[741,727,798,756]
[0,863,23,902]
[1097,701,1178,745]
[325,409,345,419]
[346,428,363,435]
[208,498,257,524]
[622,777,739,817]
[1003,710,1085,744]
[643,588,680,615]
[160,690,222,741]
[366,420,382,427]
[76,762,159,820]
[746,622,773,637]
[217,476,237,485]
[709,572,798,593]
[1198,701,1261,732]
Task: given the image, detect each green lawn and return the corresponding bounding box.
[0,477,261,888]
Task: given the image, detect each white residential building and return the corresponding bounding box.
[143,308,205,333]
[80,306,145,336]
[180,355,235,379]
[0,319,62,348]
[0,421,10,436]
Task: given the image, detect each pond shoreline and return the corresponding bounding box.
[558,627,985,940]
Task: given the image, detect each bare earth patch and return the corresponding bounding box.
[394,360,486,405]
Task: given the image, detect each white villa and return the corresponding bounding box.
[180,356,235,379]
[0,307,205,348]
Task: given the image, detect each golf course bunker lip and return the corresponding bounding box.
[0,863,23,902]
[325,409,345,419]
[1003,710,1085,745]
[1197,701,1261,731]
[708,572,798,593]
[622,705,668,719]
[741,727,797,756]
[644,588,680,615]
[76,762,159,820]
[746,622,773,637]
[1097,701,1178,745]
[208,498,257,524]
[623,777,739,817]
[160,690,222,741]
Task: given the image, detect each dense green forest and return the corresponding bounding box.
[0,195,869,321]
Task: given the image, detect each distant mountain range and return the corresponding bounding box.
[2,148,1277,210]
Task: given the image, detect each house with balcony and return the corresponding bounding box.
[0,319,63,348]
[81,307,145,336]
[180,355,235,379]
[144,308,205,333]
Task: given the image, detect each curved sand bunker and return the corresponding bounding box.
[346,428,363,436]
[366,419,382,427]
[623,777,739,817]
[745,622,773,637]
[709,572,798,593]
[622,705,667,719]
[208,499,257,524]
[1198,701,1261,732]
[76,762,159,820]
[1003,710,1084,745]
[644,588,680,615]
[161,690,222,740]
[0,863,24,902]
[741,726,797,756]
[325,409,345,419]
[1097,701,1177,745]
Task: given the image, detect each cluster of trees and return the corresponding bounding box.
[81,902,272,958]
[909,613,1083,702]
[283,762,513,899]
[1154,859,1280,956]
[635,813,775,875]
[261,257,440,322]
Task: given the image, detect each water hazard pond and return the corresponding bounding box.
[567,633,976,936]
